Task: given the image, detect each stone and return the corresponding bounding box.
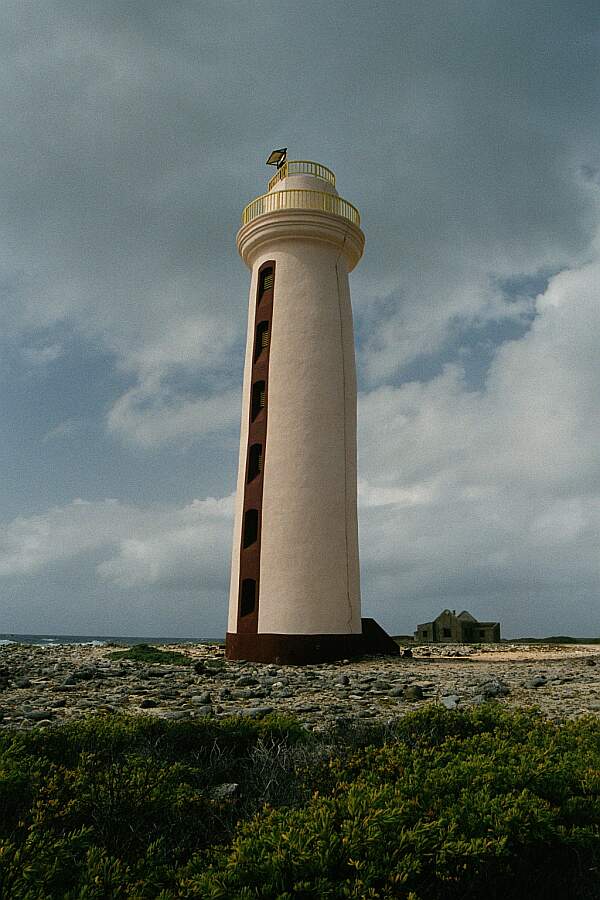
[24,710,55,721]
[209,783,239,801]
[235,706,273,718]
[440,695,460,710]
[191,692,212,705]
[525,676,548,688]
[336,674,350,686]
[14,677,32,688]
[401,648,413,658]
[236,675,259,687]
[403,685,424,701]
[192,705,212,717]
[481,679,510,699]
[585,658,597,667]
[139,698,158,709]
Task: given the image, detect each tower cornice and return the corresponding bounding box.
[236,207,365,271]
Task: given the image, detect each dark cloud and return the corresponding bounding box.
[0,1,598,635]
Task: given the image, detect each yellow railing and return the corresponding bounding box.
[268,160,336,191]
[241,189,360,227]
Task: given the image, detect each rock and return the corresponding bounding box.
[401,648,413,658]
[209,783,239,801]
[585,658,597,667]
[48,698,67,708]
[236,675,258,687]
[14,677,32,688]
[525,675,548,688]
[192,705,212,717]
[162,710,190,720]
[139,698,158,709]
[336,674,350,686]
[74,668,100,681]
[481,679,510,699]
[191,692,212,705]
[219,688,232,700]
[403,685,424,701]
[440,695,460,710]
[235,706,273,718]
[193,661,206,675]
[24,710,55,721]
[144,668,169,678]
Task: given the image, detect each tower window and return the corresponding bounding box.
[258,267,273,300]
[254,321,270,361]
[247,443,263,482]
[240,579,257,617]
[251,381,266,420]
[242,509,259,548]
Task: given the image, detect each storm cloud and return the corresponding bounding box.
[0,0,599,636]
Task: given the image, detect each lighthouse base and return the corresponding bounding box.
[226,620,399,665]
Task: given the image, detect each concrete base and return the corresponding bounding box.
[226,619,399,665]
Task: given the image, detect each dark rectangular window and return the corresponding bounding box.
[243,509,259,548]
[259,267,273,299]
[254,321,269,361]
[247,443,262,482]
[251,381,266,420]
[443,628,451,638]
[240,579,256,617]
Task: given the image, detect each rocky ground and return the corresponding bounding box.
[1,641,599,731]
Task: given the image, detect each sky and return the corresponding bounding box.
[1,0,599,639]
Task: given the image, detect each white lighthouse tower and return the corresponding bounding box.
[227,152,396,664]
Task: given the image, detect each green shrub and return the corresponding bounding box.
[0,707,598,898]
[105,643,192,666]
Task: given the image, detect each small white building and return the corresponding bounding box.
[415,609,501,643]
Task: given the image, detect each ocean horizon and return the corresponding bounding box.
[0,633,225,647]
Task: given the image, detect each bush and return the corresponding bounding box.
[105,644,192,666]
[0,707,598,898]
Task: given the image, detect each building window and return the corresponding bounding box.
[443,628,451,638]
[258,267,273,300]
[479,630,485,638]
[242,509,259,548]
[251,381,266,420]
[421,630,428,638]
[254,321,270,361]
[240,579,256,617]
[247,443,262,482]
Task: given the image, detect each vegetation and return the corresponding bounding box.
[0,706,598,898]
[511,636,600,645]
[106,643,193,666]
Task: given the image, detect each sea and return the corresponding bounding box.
[0,634,223,647]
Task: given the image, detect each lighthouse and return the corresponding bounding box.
[226,152,396,664]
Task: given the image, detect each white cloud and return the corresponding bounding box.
[21,343,64,368]
[106,379,240,447]
[0,495,234,588]
[358,255,600,635]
